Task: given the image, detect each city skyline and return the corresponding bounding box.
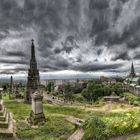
[0,0,140,79]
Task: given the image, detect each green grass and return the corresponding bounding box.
[3,96,140,140]
[128,136,140,140]
[4,100,76,140]
[17,116,74,140]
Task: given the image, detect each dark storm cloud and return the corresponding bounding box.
[0,58,28,65]
[0,0,140,75]
[6,51,26,57]
[108,17,140,48]
[40,55,70,71]
[0,70,16,75]
[61,35,79,53]
[89,0,109,10]
[111,52,131,61]
[73,63,123,72]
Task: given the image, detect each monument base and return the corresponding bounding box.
[28,111,46,125]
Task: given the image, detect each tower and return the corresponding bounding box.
[129,62,136,78]
[25,39,40,103]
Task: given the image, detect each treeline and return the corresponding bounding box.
[46,80,124,103]
[82,81,124,102]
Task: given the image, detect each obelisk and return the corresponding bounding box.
[9,76,14,99]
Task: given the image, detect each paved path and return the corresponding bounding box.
[43,94,81,106]
[65,116,84,127]
[65,116,84,140]
[68,128,84,140]
[43,94,64,106]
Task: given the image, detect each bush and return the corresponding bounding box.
[123,92,140,106]
[73,94,86,103]
[83,117,108,140]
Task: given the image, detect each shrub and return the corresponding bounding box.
[123,92,140,106]
[83,117,108,140]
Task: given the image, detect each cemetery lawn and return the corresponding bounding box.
[3,99,140,140]
[129,137,140,140]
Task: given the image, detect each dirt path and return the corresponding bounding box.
[109,131,140,140]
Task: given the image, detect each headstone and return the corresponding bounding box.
[28,91,46,125]
[0,100,14,138]
[25,39,40,104]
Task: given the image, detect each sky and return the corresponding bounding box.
[0,0,140,79]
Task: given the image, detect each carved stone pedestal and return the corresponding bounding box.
[28,92,46,125]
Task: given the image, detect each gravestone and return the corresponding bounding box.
[0,100,14,138]
[28,91,46,125]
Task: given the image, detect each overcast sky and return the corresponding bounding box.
[0,0,140,79]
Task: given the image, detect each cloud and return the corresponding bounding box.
[0,0,139,77]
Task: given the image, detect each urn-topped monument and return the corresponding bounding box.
[25,39,40,104]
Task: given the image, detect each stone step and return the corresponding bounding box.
[0,110,7,121]
[0,112,10,128]
[0,113,14,138]
[0,100,3,112]
[0,107,6,116]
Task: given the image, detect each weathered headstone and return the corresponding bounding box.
[25,39,40,104]
[28,91,46,125]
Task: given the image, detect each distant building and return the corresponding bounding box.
[124,62,140,96]
[100,76,116,84]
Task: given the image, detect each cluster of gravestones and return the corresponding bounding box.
[9,76,24,100]
[0,40,46,139]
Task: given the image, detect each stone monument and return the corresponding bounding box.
[28,91,46,125]
[25,39,40,104]
[0,100,14,138]
[15,85,19,99]
[9,76,14,99]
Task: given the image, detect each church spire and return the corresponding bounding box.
[130,62,135,78]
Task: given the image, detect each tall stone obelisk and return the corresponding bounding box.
[25,39,40,104]
[9,76,14,99]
